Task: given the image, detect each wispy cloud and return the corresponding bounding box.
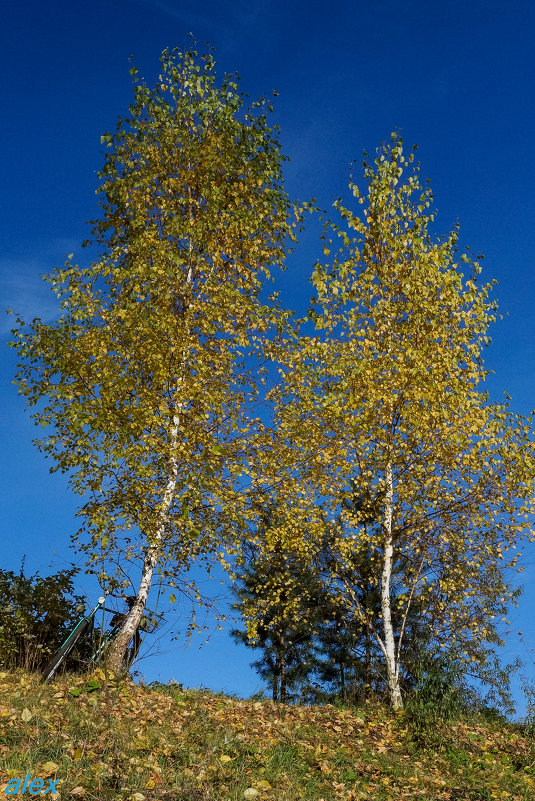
[131,0,267,40]
[1,258,61,335]
[132,0,213,26]
[1,238,82,335]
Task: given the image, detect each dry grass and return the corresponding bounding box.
[1,670,534,800]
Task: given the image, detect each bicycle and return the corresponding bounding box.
[41,595,152,681]
[89,596,145,669]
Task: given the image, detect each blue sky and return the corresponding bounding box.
[2,0,535,712]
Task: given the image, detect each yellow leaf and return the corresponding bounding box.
[41,762,59,775]
[21,708,32,722]
[219,754,232,763]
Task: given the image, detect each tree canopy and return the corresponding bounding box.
[262,136,535,708]
[10,45,295,671]
[10,45,535,705]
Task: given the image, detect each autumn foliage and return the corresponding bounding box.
[255,137,535,708]
[9,46,535,710]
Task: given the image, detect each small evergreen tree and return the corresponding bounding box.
[234,496,446,705]
[232,567,318,702]
[232,504,325,702]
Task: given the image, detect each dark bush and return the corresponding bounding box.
[0,560,90,673]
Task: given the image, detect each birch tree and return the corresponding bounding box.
[268,136,535,709]
[10,46,294,672]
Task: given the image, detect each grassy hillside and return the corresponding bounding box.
[1,670,534,800]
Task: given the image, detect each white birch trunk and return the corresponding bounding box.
[381,460,403,710]
[106,409,181,672]
[107,204,195,674]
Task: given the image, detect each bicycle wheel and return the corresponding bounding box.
[41,618,91,681]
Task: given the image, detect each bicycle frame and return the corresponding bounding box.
[42,594,159,680]
[42,595,114,680]
[71,596,110,644]
[91,623,119,663]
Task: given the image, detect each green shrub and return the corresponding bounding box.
[0,560,89,672]
[404,649,470,748]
